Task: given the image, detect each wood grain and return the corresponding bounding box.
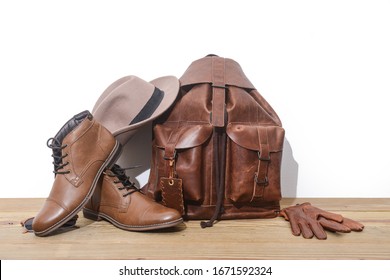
[0,198,389,259]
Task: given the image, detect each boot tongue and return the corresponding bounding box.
[52,110,92,168]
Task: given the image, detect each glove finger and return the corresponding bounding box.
[318,217,351,233]
[279,210,290,221]
[299,221,314,239]
[289,219,302,236]
[309,221,327,240]
[342,217,364,231]
[302,204,343,222]
[318,210,343,223]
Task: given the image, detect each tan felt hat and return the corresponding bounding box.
[92,75,179,144]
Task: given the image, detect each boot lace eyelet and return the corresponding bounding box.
[47,137,72,175]
[107,164,140,197]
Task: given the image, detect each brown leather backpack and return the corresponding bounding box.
[143,55,285,227]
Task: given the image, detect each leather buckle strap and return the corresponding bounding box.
[201,56,227,227]
[163,127,181,160]
[252,127,271,201]
[163,150,177,160]
[255,151,270,185]
[162,128,181,182]
[211,56,226,128]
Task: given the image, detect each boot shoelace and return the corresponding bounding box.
[107,164,140,197]
[47,137,70,175]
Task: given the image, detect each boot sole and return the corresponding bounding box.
[83,207,184,231]
[34,140,122,237]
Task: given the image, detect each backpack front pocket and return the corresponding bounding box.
[225,123,285,204]
[150,123,213,204]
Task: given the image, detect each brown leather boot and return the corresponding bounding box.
[32,111,122,236]
[83,164,183,231]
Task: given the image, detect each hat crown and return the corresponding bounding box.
[93,76,157,134]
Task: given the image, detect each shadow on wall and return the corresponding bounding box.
[116,123,153,189]
[281,138,299,198]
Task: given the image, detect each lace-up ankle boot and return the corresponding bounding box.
[83,164,183,231]
[32,111,122,236]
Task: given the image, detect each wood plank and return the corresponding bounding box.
[0,198,389,259]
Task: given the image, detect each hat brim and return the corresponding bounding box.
[111,76,179,144]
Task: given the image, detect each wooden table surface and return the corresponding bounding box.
[0,198,389,260]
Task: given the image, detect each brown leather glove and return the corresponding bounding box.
[279,202,364,240]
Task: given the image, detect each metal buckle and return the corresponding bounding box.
[255,173,269,185]
[257,151,270,161]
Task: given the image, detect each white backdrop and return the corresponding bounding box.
[1,0,389,198]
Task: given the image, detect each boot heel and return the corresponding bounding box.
[83,209,102,221]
